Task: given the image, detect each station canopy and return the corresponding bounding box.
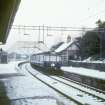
[0,0,21,44]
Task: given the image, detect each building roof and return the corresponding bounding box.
[55,41,73,53]
[55,39,79,53]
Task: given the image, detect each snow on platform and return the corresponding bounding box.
[0,62,60,105]
[61,66,105,80]
[3,76,59,105]
[0,62,17,74]
[71,60,105,63]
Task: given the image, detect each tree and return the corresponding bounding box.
[80,31,100,59]
[77,20,105,59]
[96,20,105,55]
[96,20,105,29]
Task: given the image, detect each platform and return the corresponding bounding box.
[0,62,60,105]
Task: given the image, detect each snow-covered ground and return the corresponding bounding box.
[19,64,77,105]
[0,61,76,105]
[26,63,105,105]
[0,62,18,74]
[1,61,105,105]
[61,66,105,80]
[0,62,59,105]
[52,76,105,100]
[71,58,105,63]
[71,60,105,63]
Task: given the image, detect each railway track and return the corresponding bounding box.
[51,76,105,100]
[19,63,105,105]
[57,76,105,94]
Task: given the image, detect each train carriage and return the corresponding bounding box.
[30,52,62,69]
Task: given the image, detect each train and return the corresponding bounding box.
[30,52,63,75]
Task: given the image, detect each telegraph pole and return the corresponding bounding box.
[43,25,44,43]
[38,26,40,43]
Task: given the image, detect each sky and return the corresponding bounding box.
[6,0,105,49]
[13,0,105,27]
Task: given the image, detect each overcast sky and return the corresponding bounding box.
[13,0,105,27]
[6,0,105,48]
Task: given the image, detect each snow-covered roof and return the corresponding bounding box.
[55,41,73,53]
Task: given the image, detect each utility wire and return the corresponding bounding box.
[11,25,105,32]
